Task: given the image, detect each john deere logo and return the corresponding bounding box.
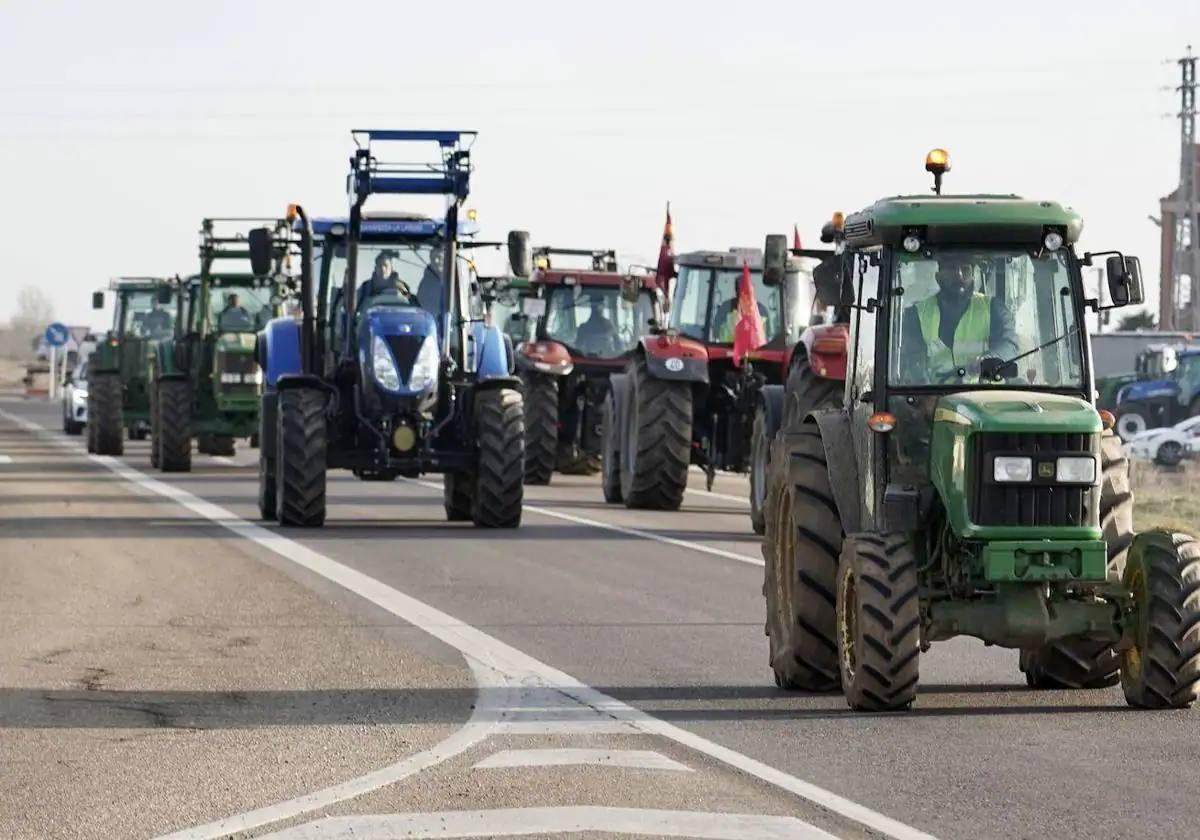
[1038,461,1055,478]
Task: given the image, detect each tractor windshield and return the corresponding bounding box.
[888,247,1084,389]
[542,285,654,358]
[208,285,275,334]
[488,282,533,344]
[120,290,175,340]
[670,266,781,345]
[329,241,445,316]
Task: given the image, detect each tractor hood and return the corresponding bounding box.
[216,333,256,353]
[934,390,1101,435]
[358,305,440,397]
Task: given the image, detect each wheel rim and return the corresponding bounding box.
[1118,413,1146,439]
[837,564,858,682]
[1122,565,1147,680]
[1161,441,1182,461]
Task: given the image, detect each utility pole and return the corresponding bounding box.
[1173,46,1198,330]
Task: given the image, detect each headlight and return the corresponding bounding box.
[247,368,263,385]
[220,372,241,384]
[372,335,401,391]
[1056,456,1096,483]
[408,335,439,392]
[993,456,1032,482]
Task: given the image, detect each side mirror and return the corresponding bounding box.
[156,286,173,305]
[620,274,640,304]
[1106,255,1144,307]
[813,255,848,307]
[247,227,274,277]
[508,231,532,278]
[92,291,104,310]
[819,222,837,244]
[763,234,788,286]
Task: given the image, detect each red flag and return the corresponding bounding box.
[654,202,675,288]
[793,224,802,250]
[732,260,766,367]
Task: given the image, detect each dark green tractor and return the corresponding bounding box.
[86,278,177,455]
[150,218,289,472]
[762,150,1200,711]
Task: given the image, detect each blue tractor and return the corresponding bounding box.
[250,130,532,527]
[1113,345,1200,439]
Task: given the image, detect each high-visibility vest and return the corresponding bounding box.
[917,294,990,377]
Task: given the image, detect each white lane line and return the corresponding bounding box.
[208,456,238,466]
[0,408,937,840]
[474,748,691,772]
[0,454,12,464]
[409,479,764,568]
[686,487,751,505]
[261,807,833,839]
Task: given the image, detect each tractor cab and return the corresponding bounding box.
[1115,344,1200,437]
[480,275,535,345]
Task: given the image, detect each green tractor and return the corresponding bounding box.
[150,218,289,472]
[762,150,1200,711]
[86,278,178,455]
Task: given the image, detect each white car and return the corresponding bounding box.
[1122,415,1200,467]
[61,358,89,436]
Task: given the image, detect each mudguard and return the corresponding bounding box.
[789,323,849,382]
[760,384,784,439]
[261,316,303,391]
[471,321,515,382]
[639,335,708,383]
[154,340,180,378]
[811,407,860,534]
[515,338,573,376]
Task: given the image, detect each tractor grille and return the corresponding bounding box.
[969,432,1096,528]
[385,335,424,385]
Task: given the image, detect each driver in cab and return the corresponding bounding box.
[217,293,254,332]
[358,251,416,311]
[574,290,619,356]
[899,254,1017,383]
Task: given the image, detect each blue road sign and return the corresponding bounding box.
[44,322,69,348]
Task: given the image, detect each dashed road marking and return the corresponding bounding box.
[260,806,836,839]
[0,454,13,464]
[0,408,937,840]
[475,748,691,772]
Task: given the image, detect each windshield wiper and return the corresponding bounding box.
[979,325,1078,381]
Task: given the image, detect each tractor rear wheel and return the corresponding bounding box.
[1116,409,1147,440]
[208,435,235,457]
[90,372,124,456]
[149,382,161,468]
[472,387,524,528]
[781,357,842,433]
[444,471,474,521]
[275,388,327,527]
[86,412,97,453]
[522,373,558,485]
[836,532,921,711]
[600,377,624,504]
[257,392,277,521]
[158,379,192,473]
[749,403,771,535]
[1021,431,1131,689]
[762,425,843,692]
[1120,531,1200,709]
[619,355,691,510]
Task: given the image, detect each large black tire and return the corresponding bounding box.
[444,471,474,522]
[472,387,524,528]
[158,379,192,473]
[836,532,921,711]
[210,435,235,457]
[276,388,327,527]
[522,373,558,486]
[1021,431,1132,689]
[1116,409,1147,441]
[619,355,691,510]
[257,393,277,522]
[600,380,623,504]
[762,425,843,692]
[1120,531,1200,709]
[149,382,161,469]
[86,413,97,454]
[63,410,84,436]
[748,403,771,535]
[782,359,843,433]
[89,373,124,456]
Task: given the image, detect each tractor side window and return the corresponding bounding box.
[850,253,879,399]
[669,265,709,342]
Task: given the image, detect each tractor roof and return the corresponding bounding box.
[307,211,481,240]
[677,248,811,271]
[532,269,643,289]
[108,277,170,291]
[843,195,1083,248]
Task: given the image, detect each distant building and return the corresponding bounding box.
[1159,144,1200,330]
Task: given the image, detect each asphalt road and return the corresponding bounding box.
[2,396,1197,840]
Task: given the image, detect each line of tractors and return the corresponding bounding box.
[67,133,1198,714]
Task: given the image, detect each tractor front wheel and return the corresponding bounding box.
[157,379,192,473]
[522,373,558,485]
[90,372,124,456]
[836,532,920,711]
[275,387,327,527]
[600,376,624,504]
[1120,531,1200,709]
[619,355,691,510]
[748,402,771,535]
[473,387,524,527]
[762,425,843,692]
[149,382,161,468]
[444,471,474,522]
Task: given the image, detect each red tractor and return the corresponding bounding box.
[602,244,839,530]
[515,247,664,484]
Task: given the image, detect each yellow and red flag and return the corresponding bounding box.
[732,260,766,367]
[793,224,802,250]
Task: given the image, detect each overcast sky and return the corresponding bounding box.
[1,0,1196,330]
